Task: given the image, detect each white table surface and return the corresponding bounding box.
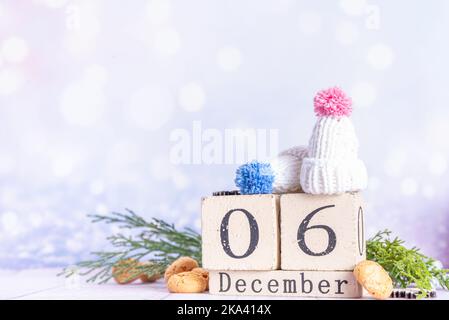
[1,269,447,300]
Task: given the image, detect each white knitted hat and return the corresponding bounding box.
[270,146,308,193]
[300,87,368,194]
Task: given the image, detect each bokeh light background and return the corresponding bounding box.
[1,0,448,269]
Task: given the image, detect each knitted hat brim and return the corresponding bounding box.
[300,157,368,195]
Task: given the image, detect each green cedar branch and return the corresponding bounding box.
[59,209,201,284]
[366,229,449,298]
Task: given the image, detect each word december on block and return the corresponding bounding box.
[202,194,280,270]
[209,270,362,298]
[281,192,365,271]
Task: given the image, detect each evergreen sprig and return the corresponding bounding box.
[59,209,201,284]
[366,229,449,298]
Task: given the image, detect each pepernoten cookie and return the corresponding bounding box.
[167,271,208,293]
[164,256,199,282]
[139,262,162,283]
[191,267,209,290]
[112,259,162,284]
[353,260,393,299]
[112,259,142,284]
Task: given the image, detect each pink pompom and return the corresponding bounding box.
[313,87,352,117]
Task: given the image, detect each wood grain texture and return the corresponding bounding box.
[202,194,280,270]
[280,192,366,271]
[209,270,362,298]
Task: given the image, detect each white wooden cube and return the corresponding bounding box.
[280,192,365,271]
[202,194,280,270]
[209,270,362,298]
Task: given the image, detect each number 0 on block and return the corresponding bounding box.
[202,194,280,270]
[280,193,365,271]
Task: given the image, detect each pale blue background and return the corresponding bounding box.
[0,0,448,268]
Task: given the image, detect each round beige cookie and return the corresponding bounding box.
[164,257,199,282]
[139,262,162,283]
[354,260,393,299]
[140,273,162,283]
[112,259,141,285]
[167,271,207,293]
[191,267,209,290]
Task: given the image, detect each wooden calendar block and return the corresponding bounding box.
[280,192,365,271]
[209,270,362,298]
[201,194,280,270]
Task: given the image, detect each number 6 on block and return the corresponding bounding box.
[281,193,366,271]
[201,194,280,270]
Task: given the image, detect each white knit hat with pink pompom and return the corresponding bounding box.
[300,87,368,195]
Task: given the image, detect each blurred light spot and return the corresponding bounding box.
[384,149,406,177]
[171,168,190,190]
[0,188,18,206]
[18,251,30,259]
[0,68,24,96]
[89,180,104,195]
[425,119,449,150]
[265,0,293,14]
[178,83,206,112]
[29,213,44,228]
[150,155,173,181]
[1,36,29,63]
[1,211,20,236]
[65,238,84,253]
[41,242,55,255]
[60,84,105,126]
[428,153,447,176]
[52,155,74,177]
[335,21,359,45]
[217,46,242,72]
[422,185,435,199]
[147,0,172,25]
[109,141,140,167]
[351,82,377,108]
[401,178,418,196]
[95,203,109,215]
[438,240,447,249]
[84,64,108,87]
[126,85,174,130]
[339,0,367,16]
[153,27,181,56]
[298,11,322,36]
[60,65,107,126]
[367,44,394,70]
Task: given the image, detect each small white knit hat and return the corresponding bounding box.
[300,87,368,195]
[270,146,308,193]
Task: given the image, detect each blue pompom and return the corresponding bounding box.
[235,161,274,195]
